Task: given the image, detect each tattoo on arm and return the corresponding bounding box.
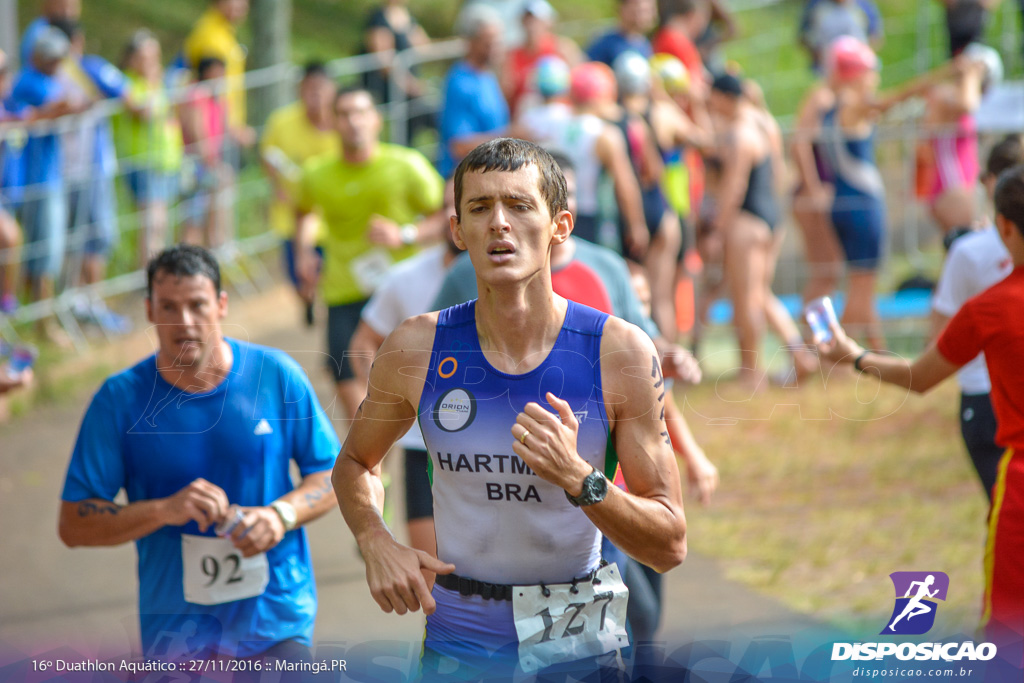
[77,501,121,517]
[303,473,334,510]
[651,355,666,421]
[652,356,670,444]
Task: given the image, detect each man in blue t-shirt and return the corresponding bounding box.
[52,18,132,333]
[437,4,509,177]
[58,245,341,666]
[586,0,656,66]
[6,27,80,307]
[0,48,22,314]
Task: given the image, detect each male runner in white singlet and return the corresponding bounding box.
[334,138,687,680]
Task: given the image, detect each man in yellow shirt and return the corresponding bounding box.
[296,87,444,420]
[260,62,338,323]
[183,0,250,135]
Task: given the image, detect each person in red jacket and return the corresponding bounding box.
[501,0,582,118]
[820,163,1024,668]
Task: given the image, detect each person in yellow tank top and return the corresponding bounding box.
[259,62,338,323]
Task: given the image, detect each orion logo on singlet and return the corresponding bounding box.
[433,388,477,432]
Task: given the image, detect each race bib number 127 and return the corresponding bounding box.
[512,563,629,673]
[182,535,269,606]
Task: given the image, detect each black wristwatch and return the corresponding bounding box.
[565,467,608,507]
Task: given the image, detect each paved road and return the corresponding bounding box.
[0,287,829,677]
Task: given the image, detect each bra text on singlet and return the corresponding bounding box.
[435,452,543,502]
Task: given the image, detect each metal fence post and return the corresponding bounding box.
[0,0,17,69]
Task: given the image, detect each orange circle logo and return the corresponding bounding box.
[438,357,458,379]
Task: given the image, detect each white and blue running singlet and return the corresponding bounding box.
[418,299,616,661]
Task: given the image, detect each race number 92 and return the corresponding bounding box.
[182,535,269,605]
[201,553,245,587]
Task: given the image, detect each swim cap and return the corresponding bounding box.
[826,36,878,82]
[649,53,690,95]
[570,62,617,104]
[534,55,570,98]
[962,42,1003,91]
[613,50,651,97]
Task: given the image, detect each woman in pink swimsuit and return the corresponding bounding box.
[917,46,999,238]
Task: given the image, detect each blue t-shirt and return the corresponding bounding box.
[61,338,341,658]
[438,61,509,178]
[80,55,128,100]
[7,66,65,187]
[586,30,653,66]
[79,55,128,176]
[0,103,26,205]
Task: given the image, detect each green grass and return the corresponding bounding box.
[677,355,990,636]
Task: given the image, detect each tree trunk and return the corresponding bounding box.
[0,0,19,69]
[248,0,292,127]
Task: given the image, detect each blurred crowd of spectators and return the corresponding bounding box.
[0,0,1021,388]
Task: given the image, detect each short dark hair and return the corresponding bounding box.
[49,17,82,41]
[302,60,328,81]
[658,0,697,22]
[711,72,744,97]
[547,151,575,175]
[994,164,1024,237]
[947,0,986,56]
[986,135,1024,179]
[196,56,226,80]
[146,244,221,299]
[453,138,568,222]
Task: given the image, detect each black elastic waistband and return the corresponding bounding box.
[434,562,608,602]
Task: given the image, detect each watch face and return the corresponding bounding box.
[577,469,607,506]
[587,471,608,501]
[273,502,297,530]
[565,468,608,507]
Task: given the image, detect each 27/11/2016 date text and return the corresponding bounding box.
[186,658,349,674]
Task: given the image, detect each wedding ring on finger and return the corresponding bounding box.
[519,429,530,446]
